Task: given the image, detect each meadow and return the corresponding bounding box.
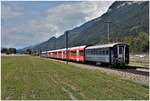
[1,56,149,100]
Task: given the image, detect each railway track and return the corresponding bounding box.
[55,59,149,76]
[85,63,149,76]
[40,57,149,86]
[120,67,149,76]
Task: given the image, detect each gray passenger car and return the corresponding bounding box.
[85,43,129,66]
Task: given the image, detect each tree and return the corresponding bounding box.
[1,48,7,53]
[1,48,16,54]
[137,32,149,52]
[9,48,16,54]
[123,32,149,53]
[26,49,32,54]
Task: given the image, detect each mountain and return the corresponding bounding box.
[19,1,149,53]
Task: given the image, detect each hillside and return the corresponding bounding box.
[19,1,149,53]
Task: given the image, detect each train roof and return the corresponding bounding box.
[47,48,66,52]
[46,45,87,52]
[86,43,128,49]
[69,45,86,50]
[41,51,47,53]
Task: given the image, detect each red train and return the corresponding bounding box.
[41,45,86,63]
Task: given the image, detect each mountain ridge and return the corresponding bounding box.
[19,1,149,53]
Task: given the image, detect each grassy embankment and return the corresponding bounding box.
[1,56,149,100]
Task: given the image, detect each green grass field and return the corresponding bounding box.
[1,56,149,100]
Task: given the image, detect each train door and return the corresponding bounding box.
[76,50,79,62]
[110,48,114,64]
[117,45,125,61]
[125,45,129,64]
[61,51,63,59]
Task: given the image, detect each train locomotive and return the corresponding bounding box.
[41,43,129,67]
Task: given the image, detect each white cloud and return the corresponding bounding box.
[1,3,22,19]
[45,1,114,37]
[81,1,114,21]
[1,1,114,49]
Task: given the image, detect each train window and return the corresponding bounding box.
[87,50,90,54]
[98,49,100,54]
[90,50,93,55]
[86,50,89,55]
[86,50,89,54]
[102,50,104,55]
[93,50,95,54]
[100,49,102,55]
[104,50,106,55]
[93,50,95,55]
[106,50,109,55]
[89,50,91,54]
[94,49,97,55]
[98,49,101,54]
[99,50,101,54]
[63,51,66,55]
[79,51,84,56]
[86,50,88,54]
[88,50,90,54]
[95,49,97,55]
[97,49,99,54]
[101,50,103,55]
[95,49,98,54]
[94,50,96,54]
[92,51,94,55]
[96,49,99,54]
[94,49,96,54]
[93,49,96,54]
[119,46,124,54]
[71,50,76,56]
[103,50,105,55]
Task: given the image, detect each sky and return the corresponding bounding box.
[1,1,114,49]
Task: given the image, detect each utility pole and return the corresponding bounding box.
[65,31,69,64]
[54,39,56,50]
[105,19,112,44]
[47,42,48,58]
[47,33,49,58]
[39,47,41,56]
[47,42,49,51]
